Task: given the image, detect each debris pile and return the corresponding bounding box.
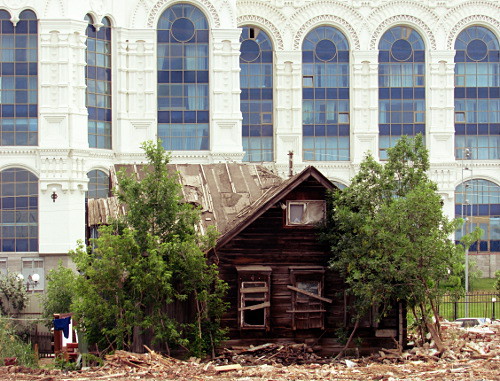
[215,342,327,366]
[0,321,498,380]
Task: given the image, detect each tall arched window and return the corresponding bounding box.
[86,15,112,149]
[379,26,425,159]
[87,170,109,199]
[0,10,38,146]
[302,26,350,161]
[455,179,500,254]
[454,26,499,160]
[240,26,273,162]
[157,4,209,150]
[0,168,38,252]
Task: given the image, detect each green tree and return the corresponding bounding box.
[323,135,464,353]
[0,272,28,316]
[70,141,227,357]
[40,262,77,327]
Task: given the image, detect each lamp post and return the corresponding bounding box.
[462,148,472,317]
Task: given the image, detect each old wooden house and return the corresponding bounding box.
[87,163,404,355]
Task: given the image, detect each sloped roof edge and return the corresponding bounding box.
[215,166,336,249]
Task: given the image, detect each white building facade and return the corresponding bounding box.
[0,0,499,295]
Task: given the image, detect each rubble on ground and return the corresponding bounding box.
[0,321,498,380]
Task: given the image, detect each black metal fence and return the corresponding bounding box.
[438,292,499,321]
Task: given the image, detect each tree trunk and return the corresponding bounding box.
[334,319,360,360]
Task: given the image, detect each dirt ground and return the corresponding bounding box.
[2,321,499,381]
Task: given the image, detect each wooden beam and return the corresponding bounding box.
[286,310,326,313]
[238,302,270,311]
[240,287,268,293]
[287,285,333,303]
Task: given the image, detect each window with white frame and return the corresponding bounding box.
[286,200,325,226]
[21,257,44,291]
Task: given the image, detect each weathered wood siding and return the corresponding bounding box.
[215,178,402,355]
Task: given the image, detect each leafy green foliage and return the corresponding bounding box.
[323,135,464,345]
[40,262,77,328]
[0,318,37,367]
[0,272,28,316]
[68,140,227,357]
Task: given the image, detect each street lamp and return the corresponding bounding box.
[17,273,40,292]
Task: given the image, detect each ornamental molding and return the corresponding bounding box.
[43,0,65,18]
[293,15,360,50]
[237,15,284,51]
[370,14,436,50]
[147,0,220,28]
[290,1,363,25]
[367,0,439,26]
[237,1,287,23]
[446,15,500,50]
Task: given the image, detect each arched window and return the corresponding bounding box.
[87,170,109,199]
[455,179,500,254]
[0,168,38,252]
[0,10,38,146]
[157,4,209,150]
[86,15,112,149]
[454,26,499,160]
[302,26,350,161]
[240,26,273,162]
[379,26,425,159]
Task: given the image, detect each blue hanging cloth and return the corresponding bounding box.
[53,316,71,339]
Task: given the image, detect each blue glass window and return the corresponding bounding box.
[240,26,273,162]
[302,26,350,161]
[157,4,209,150]
[454,26,499,160]
[455,179,500,253]
[86,15,112,149]
[0,168,38,252]
[379,26,425,159]
[87,170,109,199]
[0,10,38,146]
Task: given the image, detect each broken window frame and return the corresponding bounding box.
[286,200,325,226]
[236,266,272,330]
[287,266,330,330]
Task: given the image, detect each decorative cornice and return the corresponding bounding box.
[370,14,436,50]
[237,15,284,51]
[293,15,360,50]
[147,0,220,28]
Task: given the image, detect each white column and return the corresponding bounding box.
[210,29,244,161]
[427,50,456,165]
[275,51,302,167]
[38,20,88,150]
[115,29,156,154]
[351,51,379,164]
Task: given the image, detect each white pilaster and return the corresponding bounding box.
[351,50,379,164]
[210,28,244,159]
[275,51,302,165]
[427,50,456,165]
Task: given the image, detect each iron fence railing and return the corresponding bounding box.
[438,292,499,322]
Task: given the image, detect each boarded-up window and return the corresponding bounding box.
[237,266,272,330]
[287,266,331,330]
[286,201,325,225]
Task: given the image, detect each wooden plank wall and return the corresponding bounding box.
[215,178,400,355]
